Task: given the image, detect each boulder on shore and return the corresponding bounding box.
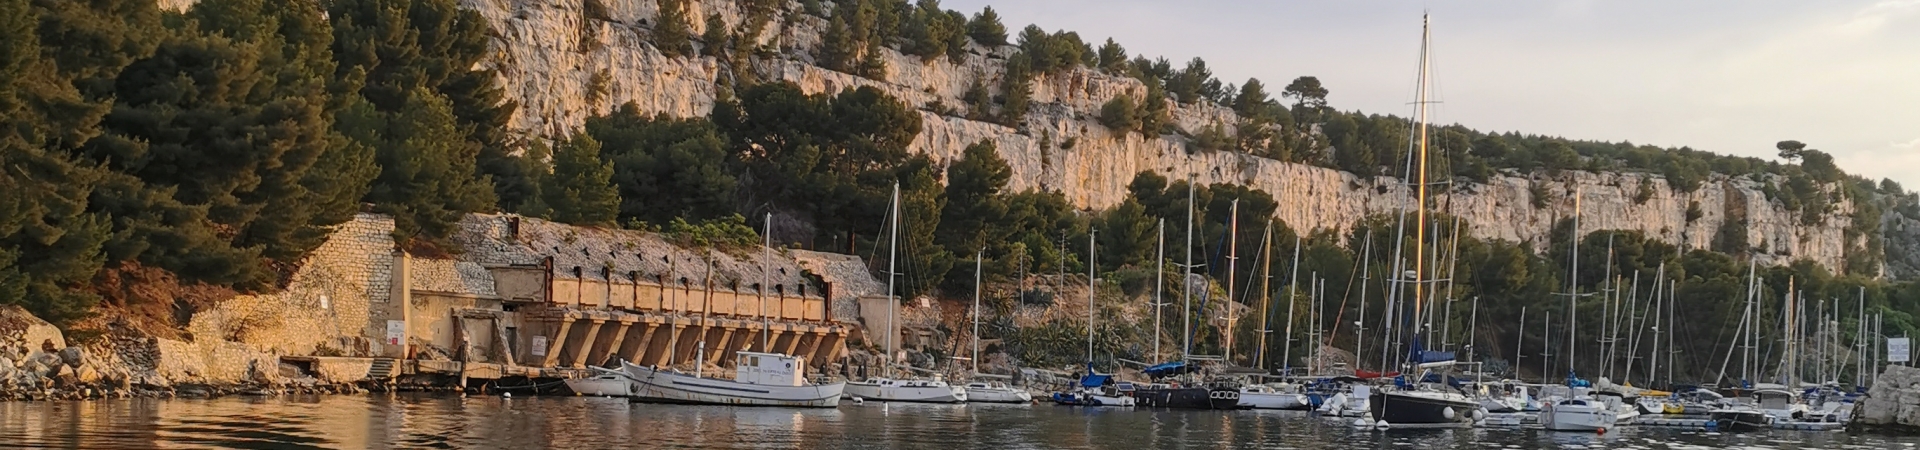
[1853,365,1920,434]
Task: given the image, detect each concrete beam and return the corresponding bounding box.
[781,329,804,356]
[640,324,679,366]
[707,328,735,366]
[618,322,655,365]
[816,332,847,368]
[571,319,610,368]
[540,318,576,368]
[590,321,633,367]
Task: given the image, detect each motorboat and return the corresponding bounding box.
[1049,372,1134,407]
[1475,382,1533,413]
[963,380,1032,404]
[845,375,968,403]
[1752,387,1807,421]
[621,351,844,407]
[1710,405,1773,432]
[1541,394,1617,432]
[1318,383,1373,418]
[564,366,631,397]
[1238,383,1310,410]
[1594,390,1640,424]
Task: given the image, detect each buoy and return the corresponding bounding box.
[1596,427,1607,435]
[503,392,512,398]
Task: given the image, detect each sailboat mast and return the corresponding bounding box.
[1257,220,1274,369]
[1516,306,1526,380]
[763,212,773,353]
[1284,235,1302,373]
[1355,233,1373,371]
[1183,181,1196,364]
[1225,200,1241,362]
[885,183,901,365]
[1155,220,1166,363]
[972,250,982,375]
[1566,190,1582,378]
[1411,13,1433,351]
[1088,229,1097,366]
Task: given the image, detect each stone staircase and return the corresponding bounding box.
[367,358,397,380]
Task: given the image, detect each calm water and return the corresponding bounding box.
[0,394,1911,449]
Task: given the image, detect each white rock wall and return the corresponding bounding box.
[466,0,1856,270]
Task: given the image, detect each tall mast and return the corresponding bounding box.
[1182,180,1196,364]
[885,183,901,366]
[972,250,982,375]
[1411,12,1434,357]
[1284,235,1302,374]
[1565,189,1582,380]
[1224,200,1241,362]
[1256,220,1275,369]
[1599,234,1615,378]
[1354,233,1373,371]
[1154,220,1166,363]
[1088,228,1097,366]
[763,212,773,353]
[1516,306,1526,380]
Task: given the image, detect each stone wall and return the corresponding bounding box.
[1855,365,1920,433]
[467,0,1862,272]
[188,214,395,357]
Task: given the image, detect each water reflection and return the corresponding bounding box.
[0,395,1912,449]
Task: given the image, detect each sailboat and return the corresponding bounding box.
[845,183,968,403]
[1365,13,1483,429]
[1134,198,1240,410]
[619,213,846,407]
[1239,221,1312,410]
[962,251,1033,404]
[1050,229,1137,407]
[1539,190,1618,432]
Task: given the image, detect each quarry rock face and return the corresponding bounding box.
[468,0,1860,270]
[1854,365,1920,434]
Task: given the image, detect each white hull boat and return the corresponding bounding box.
[845,377,967,403]
[565,369,631,397]
[1239,386,1309,410]
[620,352,844,408]
[1541,398,1617,432]
[964,381,1032,404]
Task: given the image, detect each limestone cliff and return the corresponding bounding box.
[463,0,1869,272]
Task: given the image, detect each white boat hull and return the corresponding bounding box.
[1239,392,1309,410]
[621,363,843,407]
[564,375,631,397]
[1542,402,1617,431]
[846,382,967,403]
[965,387,1032,403]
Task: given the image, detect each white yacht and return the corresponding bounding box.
[963,380,1032,403]
[1239,384,1309,410]
[1540,388,1618,432]
[621,351,844,407]
[845,375,968,403]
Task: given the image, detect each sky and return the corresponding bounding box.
[942,0,1920,189]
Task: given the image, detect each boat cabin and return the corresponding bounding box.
[735,351,807,387]
[1754,389,1797,411]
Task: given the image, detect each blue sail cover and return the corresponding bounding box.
[1079,374,1112,388]
[1142,362,1191,378]
[1415,350,1457,364]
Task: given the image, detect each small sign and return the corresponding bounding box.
[532,336,549,357]
[385,320,405,345]
[1890,338,1911,363]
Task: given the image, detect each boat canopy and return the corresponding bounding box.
[1142,361,1194,378]
[1079,374,1112,388]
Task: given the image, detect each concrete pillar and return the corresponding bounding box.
[707,327,736,366]
[670,322,706,366]
[816,332,847,368]
[383,251,414,359]
[641,323,680,366]
[797,331,825,361]
[540,318,576,368]
[787,328,809,355]
[569,319,607,368]
[621,322,656,364]
[589,320,634,367]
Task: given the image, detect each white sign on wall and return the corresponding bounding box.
[1890,337,1911,363]
[532,336,549,357]
[385,320,405,346]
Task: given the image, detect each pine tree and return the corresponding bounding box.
[936,140,1012,258]
[542,133,621,226]
[998,56,1032,126]
[360,90,498,245]
[818,12,855,71]
[1099,94,1140,133]
[966,6,1007,46]
[700,13,729,57]
[654,0,693,57]
[1096,38,1127,74]
[589,105,736,225]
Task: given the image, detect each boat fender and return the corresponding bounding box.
[1471,409,1486,421]
[503,393,511,398]
[1375,419,1390,429]
[1352,418,1371,428]
[1443,407,1456,420]
[1595,427,1606,435]
[852,397,865,405]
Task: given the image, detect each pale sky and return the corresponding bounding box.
[945,0,1920,190]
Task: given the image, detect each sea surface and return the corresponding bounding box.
[0,394,1913,449]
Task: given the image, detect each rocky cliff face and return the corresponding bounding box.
[469,0,1861,270]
